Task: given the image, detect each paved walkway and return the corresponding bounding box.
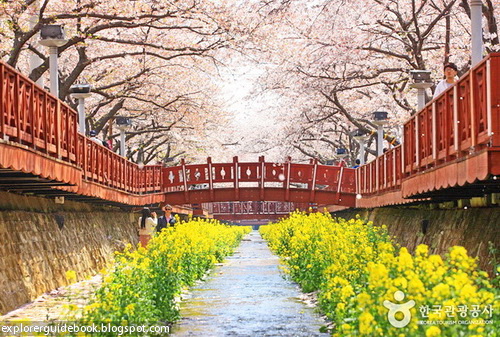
[0,276,100,322]
[170,230,329,337]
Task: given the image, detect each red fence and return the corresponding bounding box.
[0,61,162,195]
[357,145,403,195]
[209,201,298,215]
[1,62,78,164]
[404,53,499,173]
[1,53,499,205]
[358,53,500,198]
[162,157,357,204]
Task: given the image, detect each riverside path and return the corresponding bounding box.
[170,230,329,337]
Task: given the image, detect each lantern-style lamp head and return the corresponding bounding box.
[336,147,348,159]
[39,25,67,47]
[116,116,132,130]
[351,128,368,141]
[69,84,92,99]
[372,111,388,126]
[409,70,433,89]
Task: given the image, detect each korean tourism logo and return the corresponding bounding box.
[383,291,415,328]
[383,290,495,328]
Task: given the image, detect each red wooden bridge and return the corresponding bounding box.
[206,201,301,221]
[1,54,499,211]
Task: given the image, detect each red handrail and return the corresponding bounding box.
[1,53,499,204]
[0,60,162,196]
[356,53,499,198]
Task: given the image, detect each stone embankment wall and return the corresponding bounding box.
[331,207,499,274]
[0,192,138,315]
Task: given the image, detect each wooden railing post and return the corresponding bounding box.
[415,115,420,169]
[181,159,188,202]
[55,100,61,159]
[259,156,265,200]
[453,86,459,152]
[490,54,500,147]
[0,63,4,139]
[285,156,291,201]
[470,69,477,147]
[309,159,318,201]
[14,72,20,142]
[233,156,239,200]
[487,58,492,139]
[336,166,344,202]
[208,157,214,201]
[432,102,437,161]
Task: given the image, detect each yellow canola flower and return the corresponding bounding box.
[426,326,441,337]
[65,270,77,282]
[359,311,374,335]
[261,211,497,337]
[80,218,250,327]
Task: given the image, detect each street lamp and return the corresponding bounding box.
[336,147,348,166]
[28,0,44,87]
[116,116,132,157]
[336,147,348,159]
[471,0,483,66]
[39,25,67,97]
[351,129,368,165]
[409,70,433,111]
[69,84,91,134]
[372,111,388,157]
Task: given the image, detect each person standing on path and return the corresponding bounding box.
[156,204,176,233]
[138,207,157,247]
[433,63,458,99]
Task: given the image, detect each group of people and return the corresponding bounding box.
[138,204,176,247]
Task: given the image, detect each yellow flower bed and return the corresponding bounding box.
[81,218,250,333]
[261,211,498,336]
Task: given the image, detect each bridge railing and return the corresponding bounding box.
[2,52,498,204]
[162,156,357,198]
[403,53,500,175]
[0,60,162,196]
[358,53,499,198]
[77,134,162,194]
[1,61,78,164]
[209,201,298,215]
[356,145,403,196]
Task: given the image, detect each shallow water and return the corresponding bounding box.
[170,230,329,337]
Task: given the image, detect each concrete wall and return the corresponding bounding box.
[0,192,138,315]
[331,206,500,275]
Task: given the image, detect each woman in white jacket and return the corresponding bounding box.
[138,207,157,247]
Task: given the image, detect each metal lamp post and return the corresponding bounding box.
[352,129,368,165]
[116,116,132,157]
[69,84,91,134]
[409,70,433,111]
[39,25,67,97]
[471,0,483,67]
[336,147,348,166]
[29,0,44,86]
[373,111,388,157]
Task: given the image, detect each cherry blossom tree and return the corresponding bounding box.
[0,0,233,164]
[1,0,497,164]
[225,0,498,164]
